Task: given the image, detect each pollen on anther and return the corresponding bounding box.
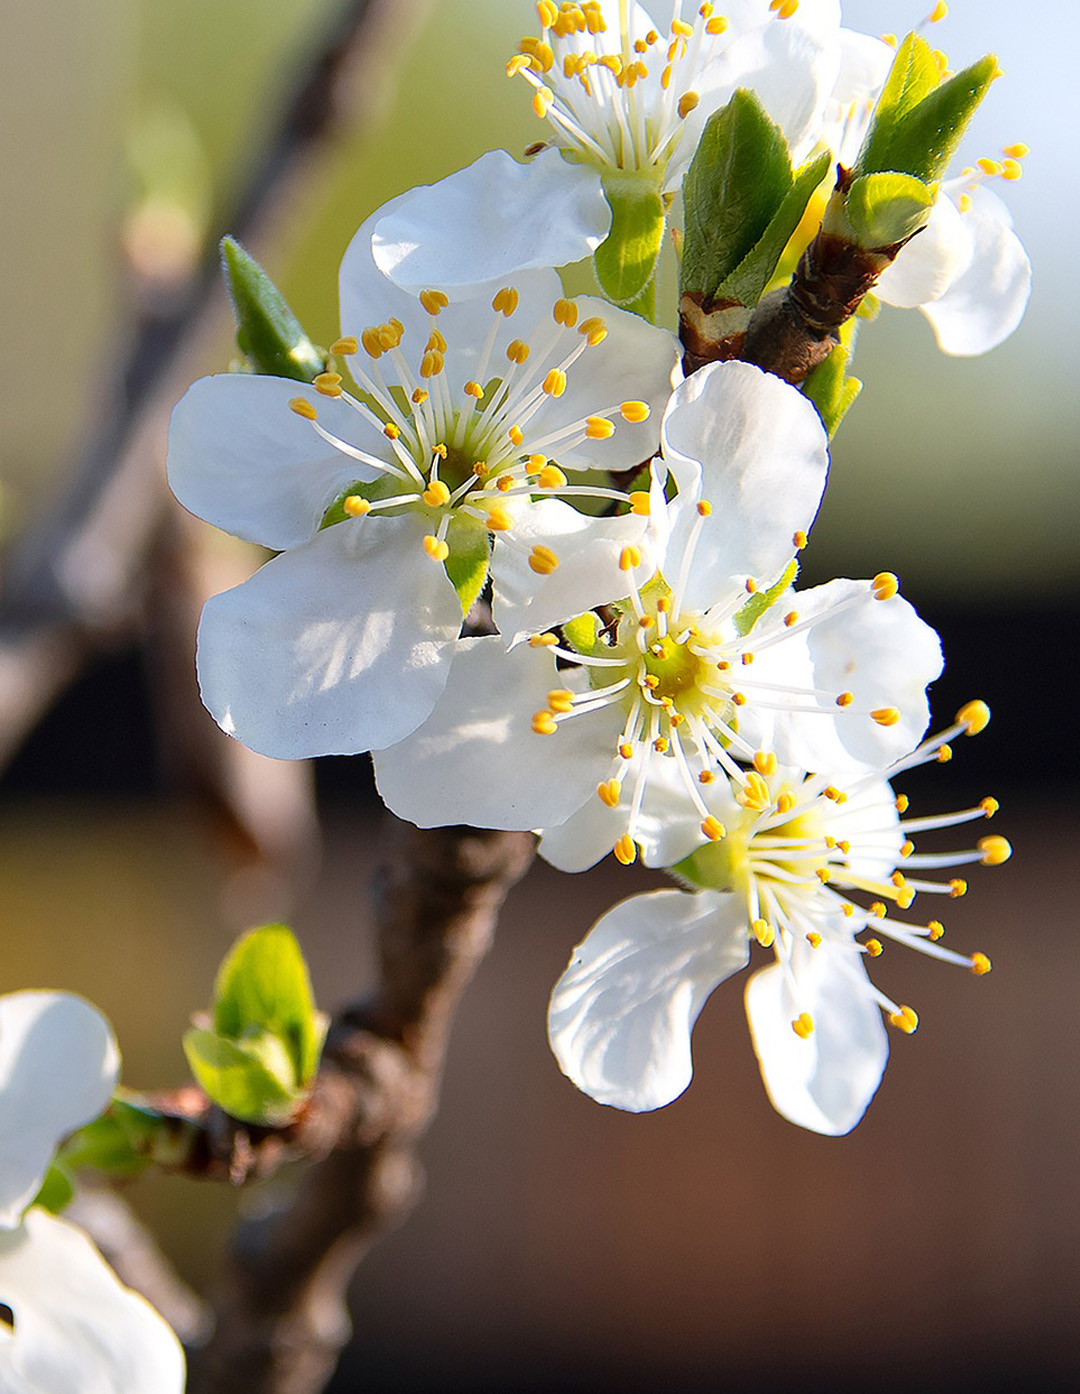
[330,336,358,357]
[928,920,945,941]
[629,492,651,516]
[597,779,622,808]
[957,699,991,734]
[776,792,795,815]
[753,751,777,777]
[784,610,798,627]
[699,770,715,785]
[872,571,899,600]
[807,932,823,948]
[791,1012,814,1039]
[529,632,559,648]
[980,797,1000,818]
[889,1005,919,1034]
[543,369,568,397]
[702,816,726,842]
[547,687,575,713]
[697,500,712,517]
[553,298,579,328]
[871,707,901,727]
[585,416,616,441]
[423,480,451,508]
[289,397,317,420]
[751,918,774,947]
[529,545,560,576]
[978,835,1012,866]
[580,317,608,346]
[619,741,634,760]
[614,834,638,866]
[677,91,700,119]
[929,0,948,21]
[970,952,993,976]
[383,423,400,440]
[422,535,449,562]
[420,289,449,316]
[619,545,643,571]
[493,286,519,316]
[835,691,854,708]
[619,400,650,423]
[532,709,558,735]
[949,878,968,898]
[486,505,513,532]
[343,495,370,518]
[464,380,484,400]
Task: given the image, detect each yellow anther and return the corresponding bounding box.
[553,297,579,328]
[791,529,808,550]
[958,192,974,213]
[1003,143,1029,159]
[422,535,449,562]
[619,741,634,760]
[699,770,715,785]
[900,839,915,858]
[485,505,513,532]
[656,598,669,612]
[330,336,358,357]
[547,688,575,713]
[661,63,673,89]
[701,816,726,843]
[578,415,615,445]
[889,1005,919,1035]
[432,442,448,459]
[732,692,747,707]
[970,952,993,976]
[653,737,669,754]
[464,380,484,400]
[929,1,948,21]
[928,920,945,941]
[671,17,694,37]
[629,491,651,516]
[508,425,525,447]
[420,350,445,378]
[871,707,901,727]
[823,785,843,803]
[895,793,909,813]
[771,0,799,17]
[863,938,884,959]
[872,571,899,600]
[381,318,404,348]
[419,289,449,316]
[533,86,554,118]
[343,495,370,518]
[891,871,907,890]
[613,834,638,866]
[816,868,831,884]
[1001,158,1023,181]
[738,772,770,811]
[881,33,898,47]
[619,400,650,423]
[288,396,317,421]
[977,157,1004,176]
[706,16,728,34]
[639,616,654,630]
[643,675,660,691]
[949,878,968,898]
[529,632,559,648]
[619,544,643,571]
[506,339,531,365]
[870,901,887,920]
[506,54,532,78]
[532,709,558,735]
[835,691,855,708]
[422,480,451,508]
[383,422,400,440]
[361,326,384,358]
[837,839,851,855]
[784,610,798,627]
[980,797,999,818]
[752,919,775,948]
[978,835,1012,866]
[537,0,558,26]
[543,368,567,397]
[536,464,567,490]
[529,544,560,576]
[791,1012,814,1039]
[697,500,713,518]
[579,317,608,346]
[776,792,795,816]
[957,700,991,735]
[745,578,757,595]
[807,932,823,949]
[753,750,777,777]
[677,91,700,119]
[597,778,622,808]
[411,388,429,405]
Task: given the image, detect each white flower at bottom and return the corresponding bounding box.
[548,703,1006,1134]
[0,1209,185,1394]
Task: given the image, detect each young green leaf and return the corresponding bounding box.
[594,174,666,306]
[844,172,935,249]
[733,559,799,637]
[444,514,491,618]
[802,324,862,439]
[222,236,325,382]
[183,1028,301,1127]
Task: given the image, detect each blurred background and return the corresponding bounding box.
[0,0,1077,1390]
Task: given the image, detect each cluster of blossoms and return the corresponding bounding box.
[165,0,1028,1136]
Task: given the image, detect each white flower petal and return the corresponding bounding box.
[745,945,888,1135]
[371,149,611,291]
[196,515,462,759]
[0,993,118,1229]
[491,499,651,647]
[752,580,942,775]
[549,888,750,1111]
[660,361,829,601]
[876,194,969,309]
[919,188,1032,356]
[167,374,384,551]
[373,636,619,832]
[0,1209,185,1393]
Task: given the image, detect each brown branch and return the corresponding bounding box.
[188,821,537,1394]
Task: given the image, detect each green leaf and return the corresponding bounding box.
[857,35,997,184]
[222,236,325,382]
[713,149,831,309]
[213,924,324,1085]
[183,1027,301,1127]
[681,89,793,300]
[444,514,490,617]
[58,1098,160,1178]
[563,611,601,656]
[594,174,666,306]
[733,559,799,637]
[844,171,934,249]
[31,1164,74,1216]
[803,334,862,440]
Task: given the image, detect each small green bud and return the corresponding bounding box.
[221,236,325,382]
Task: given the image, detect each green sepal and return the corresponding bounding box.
[222,236,325,382]
[594,173,666,307]
[844,171,935,249]
[857,35,997,185]
[713,149,832,309]
[563,611,602,656]
[183,1027,302,1127]
[31,1164,75,1216]
[213,924,326,1086]
[680,89,793,301]
[733,559,799,637]
[803,319,862,439]
[444,514,490,617]
[58,1096,163,1178]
